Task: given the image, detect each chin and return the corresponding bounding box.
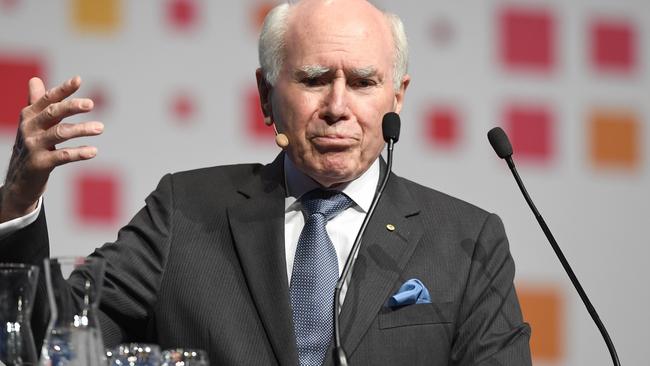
[294,149,365,186]
[313,160,362,187]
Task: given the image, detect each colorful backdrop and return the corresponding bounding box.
[1,1,648,365]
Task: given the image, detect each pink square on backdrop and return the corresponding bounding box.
[500,7,555,72]
[171,92,195,122]
[0,56,44,133]
[87,86,109,113]
[504,104,554,161]
[167,0,198,30]
[1,0,20,11]
[75,172,119,224]
[425,106,460,148]
[591,19,636,73]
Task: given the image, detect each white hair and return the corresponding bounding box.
[258,2,409,91]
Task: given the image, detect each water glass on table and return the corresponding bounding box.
[161,348,209,366]
[0,263,40,366]
[107,343,162,366]
[39,257,106,366]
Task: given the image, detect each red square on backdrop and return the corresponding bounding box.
[504,104,554,161]
[75,172,120,224]
[0,55,44,133]
[246,87,274,139]
[425,106,460,148]
[500,7,555,72]
[591,20,636,73]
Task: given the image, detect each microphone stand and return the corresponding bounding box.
[489,126,620,366]
[504,155,621,366]
[333,138,395,366]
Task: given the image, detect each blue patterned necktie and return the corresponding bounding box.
[290,189,353,366]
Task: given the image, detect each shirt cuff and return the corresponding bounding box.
[0,196,43,240]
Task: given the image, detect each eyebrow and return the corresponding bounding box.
[349,66,377,78]
[295,65,330,78]
[294,65,378,79]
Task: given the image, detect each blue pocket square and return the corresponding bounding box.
[387,278,431,308]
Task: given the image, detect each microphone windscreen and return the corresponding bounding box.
[382,112,401,143]
[487,127,513,159]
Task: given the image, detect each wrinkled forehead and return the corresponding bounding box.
[283,2,395,72]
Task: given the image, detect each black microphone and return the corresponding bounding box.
[487,127,621,366]
[333,112,401,366]
[382,112,401,143]
[487,127,512,158]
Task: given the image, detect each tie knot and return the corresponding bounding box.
[300,189,353,221]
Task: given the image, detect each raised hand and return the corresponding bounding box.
[0,76,104,223]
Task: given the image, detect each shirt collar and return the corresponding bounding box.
[284,154,379,214]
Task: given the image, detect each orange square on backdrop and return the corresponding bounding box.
[252,2,276,30]
[590,110,640,169]
[72,0,121,33]
[517,285,563,362]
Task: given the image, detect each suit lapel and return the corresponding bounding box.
[228,154,299,366]
[228,155,423,365]
[335,174,423,360]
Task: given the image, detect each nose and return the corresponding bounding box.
[319,77,349,124]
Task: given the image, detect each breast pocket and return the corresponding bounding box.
[378,301,455,329]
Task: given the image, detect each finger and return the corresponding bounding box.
[31,97,94,130]
[38,145,99,170]
[28,77,45,105]
[38,121,104,147]
[30,76,82,113]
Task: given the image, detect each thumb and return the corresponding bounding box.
[28,77,45,105]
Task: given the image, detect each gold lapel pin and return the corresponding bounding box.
[386,224,396,232]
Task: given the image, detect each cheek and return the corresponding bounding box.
[274,92,316,133]
[358,109,386,141]
[356,100,394,154]
[362,130,385,160]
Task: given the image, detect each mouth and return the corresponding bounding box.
[310,135,358,151]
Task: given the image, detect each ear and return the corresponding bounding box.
[256,68,273,118]
[393,74,411,114]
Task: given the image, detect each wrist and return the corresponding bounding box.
[0,186,39,223]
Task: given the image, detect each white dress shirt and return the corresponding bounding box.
[0,195,42,239]
[283,155,379,302]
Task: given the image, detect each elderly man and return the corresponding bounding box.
[0,0,531,365]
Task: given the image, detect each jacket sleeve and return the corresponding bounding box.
[450,213,532,365]
[0,204,51,350]
[86,173,174,346]
[0,173,175,349]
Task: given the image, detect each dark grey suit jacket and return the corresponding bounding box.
[1,154,531,365]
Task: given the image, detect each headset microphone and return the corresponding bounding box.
[265,116,289,148]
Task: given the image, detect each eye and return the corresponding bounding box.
[302,77,327,87]
[350,78,377,88]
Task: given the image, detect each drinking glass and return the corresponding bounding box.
[39,257,106,366]
[107,343,162,366]
[0,263,39,366]
[161,348,209,366]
